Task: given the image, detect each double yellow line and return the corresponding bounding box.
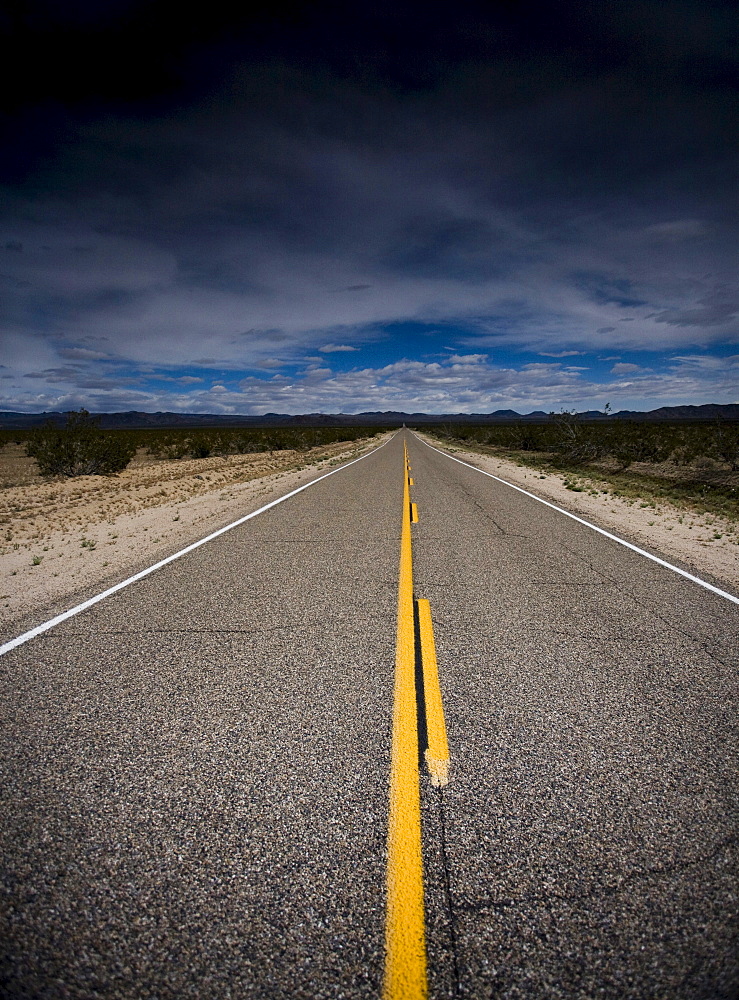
[383,442,450,1000]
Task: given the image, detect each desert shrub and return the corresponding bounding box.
[203,429,232,456]
[188,432,213,459]
[548,411,608,464]
[232,431,268,454]
[147,432,191,459]
[669,425,702,466]
[0,429,31,447]
[505,422,551,451]
[606,423,675,469]
[26,410,136,477]
[263,431,292,452]
[123,423,379,462]
[426,417,739,478]
[708,421,739,471]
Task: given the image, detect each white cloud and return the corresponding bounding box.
[58,347,113,361]
[642,219,711,241]
[319,344,361,353]
[447,354,488,364]
[670,354,739,371]
[254,358,287,368]
[538,350,585,357]
[2,348,736,415]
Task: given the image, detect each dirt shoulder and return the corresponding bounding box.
[415,432,739,597]
[0,434,390,640]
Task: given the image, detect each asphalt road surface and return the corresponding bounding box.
[1,430,737,999]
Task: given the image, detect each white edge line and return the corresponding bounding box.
[416,434,739,607]
[0,437,391,657]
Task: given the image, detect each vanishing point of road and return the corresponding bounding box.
[1,430,737,999]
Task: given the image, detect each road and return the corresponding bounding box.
[1,430,737,999]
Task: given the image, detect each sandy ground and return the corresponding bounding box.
[1,429,737,640]
[415,433,739,598]
[0,435,390,638]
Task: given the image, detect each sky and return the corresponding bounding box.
[1,0,737,415]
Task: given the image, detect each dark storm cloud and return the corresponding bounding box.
[651,286,739,327]
[572,273,648,310]
[24,368,84,382]
[1,1,736,412]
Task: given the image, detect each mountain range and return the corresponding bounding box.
[0,403,737,429]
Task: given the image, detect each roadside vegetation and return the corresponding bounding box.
[1,412,382,478]
[421,414,739,523]
[139,424,377,460]
[24,410,136,477]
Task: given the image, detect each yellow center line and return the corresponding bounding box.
[383,442,427,1000]
[411,502,419,523]
[417,598,450,787]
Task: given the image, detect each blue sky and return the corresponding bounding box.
[1,2,737,415]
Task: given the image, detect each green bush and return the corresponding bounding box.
[25,410,136,477]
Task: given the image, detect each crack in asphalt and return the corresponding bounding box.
[550,544,738,668]
[437,786,461,998]
[556,542,622,586]
[425,612,652,645]
[18,621,350,638]
[450,834,737,917]
[431,474,517,536]
[612,584,739,669]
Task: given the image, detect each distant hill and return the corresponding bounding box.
[618,403,739,421]
[0,403,737,429]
